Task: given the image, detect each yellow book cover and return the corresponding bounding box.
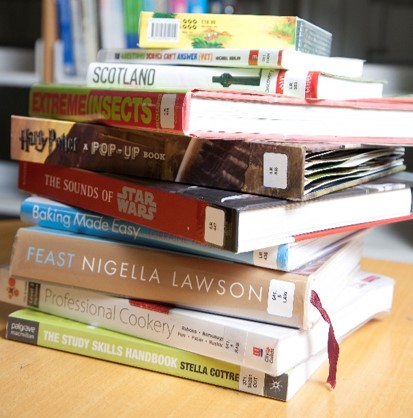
[138,12,332,56]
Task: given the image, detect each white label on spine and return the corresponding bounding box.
[267,279,295,317]
[159,94,177,129]
[252,247,278,269]
[239,367,266,396]
[263,153,288,189]
[204,206,225,246]
[282,70,307,97]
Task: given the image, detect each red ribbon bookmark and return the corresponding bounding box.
[310,290,340,389]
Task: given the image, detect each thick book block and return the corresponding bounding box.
[28,84,413,144]
[10,115,405,201]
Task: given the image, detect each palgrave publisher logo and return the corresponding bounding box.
[7,317,39,344]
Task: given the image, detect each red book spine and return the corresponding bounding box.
[304,71,320,99]
[29,86,188,134]
[17,161,221,247]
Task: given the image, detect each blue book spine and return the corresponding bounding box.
[56,0,76,76]
[123,0,143,48]
[187,0,209,12]
[20,197,292,269]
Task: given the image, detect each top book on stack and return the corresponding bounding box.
[137,12,332,56]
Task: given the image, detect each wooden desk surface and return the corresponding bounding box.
[0,219,412,417]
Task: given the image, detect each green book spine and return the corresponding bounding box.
[5,308,326,401]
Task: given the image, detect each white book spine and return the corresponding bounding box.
[86,61,294,95]
[96,47,364,77]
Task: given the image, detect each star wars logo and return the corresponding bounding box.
[117,186,157,220]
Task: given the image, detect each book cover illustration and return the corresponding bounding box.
[137,12,332,56]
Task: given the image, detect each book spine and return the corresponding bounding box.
[96,47,364,77]
[96,48,286,69]
[10,115,306,200]
[168,0,188,12]
[6,308,325,401]
[99,0,127,49]
[19,197,295,272]
[28,84,187,134]
[17,161,236,250]
[275,70,322,99]
[123,0,143,48]
[70,0,89,77]
[187,0,208,12]
[1,272,290,375]
[9,226,309,328]
[137,12,332,52]
[86,62,325,97]
[56,0,76,76]
[80,0,100,66]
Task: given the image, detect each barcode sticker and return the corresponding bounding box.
[267,279,295,317]
[148,18,180,42]
[204,206,225,246]
[263,152,288,189]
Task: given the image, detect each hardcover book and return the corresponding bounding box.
[11,115,406,201]
[19,196,361,272]
[137,12,332,56]
[96,47,365,78]
[1,266,395,377]
[17,161,413,252]
[28,84,413,144]
[5,307,329,401]
[85,62,384,100]
[8,225,364,329]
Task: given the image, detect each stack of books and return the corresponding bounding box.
[3,11,413,402]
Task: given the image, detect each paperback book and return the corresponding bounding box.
[9,225,364,329]
[137,12,332,56]
[5,307,329,401]
[17,161,413,252]
[11,115,406,200]
[85,62,384,100]
[28,84,413,144]
[19,196,360,272]
[1,266,395,376]
[96,47,365,78]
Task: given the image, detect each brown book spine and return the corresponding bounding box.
[10,227,308,328]
[11,115,306,199]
